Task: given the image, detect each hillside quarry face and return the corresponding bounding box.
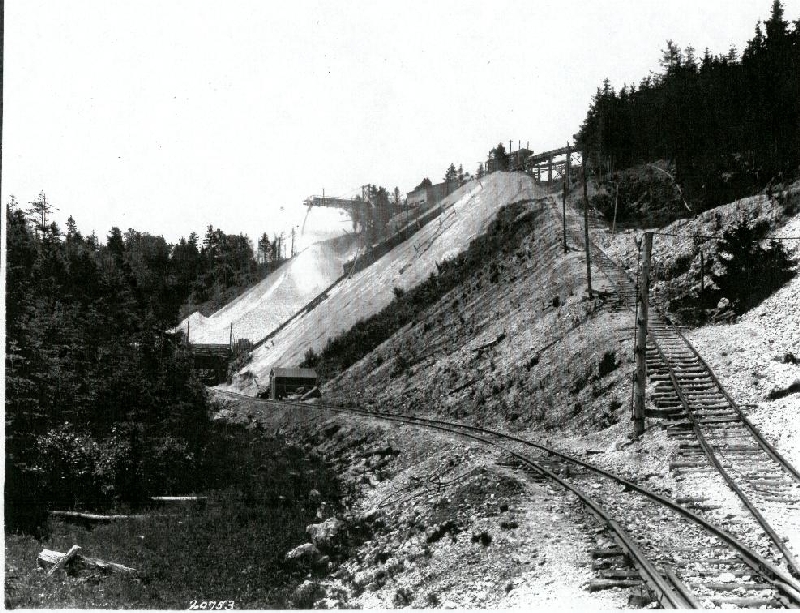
[233,173,550,390]
[179,232,359,344]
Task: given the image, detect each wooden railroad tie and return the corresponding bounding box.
[587,579,643,592]
[710,596,778,607]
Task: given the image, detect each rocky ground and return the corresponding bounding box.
[211,394,636,609]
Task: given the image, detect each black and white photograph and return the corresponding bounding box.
[4,0,800,609]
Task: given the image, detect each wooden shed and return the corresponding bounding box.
[269,367,318,400]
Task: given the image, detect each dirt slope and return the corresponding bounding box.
[326,184,627,436]
[232,173,542,389]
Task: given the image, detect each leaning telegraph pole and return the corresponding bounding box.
[582,148,592,297]
[633,231,653,437]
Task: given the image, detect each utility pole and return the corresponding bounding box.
[563,142,570,253]
[582,148,593,297]
[633,231,653,437]
[290,226,296,258]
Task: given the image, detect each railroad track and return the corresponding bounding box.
[211,191,800,606]
[554,194,800,580]
[212,389,800,608]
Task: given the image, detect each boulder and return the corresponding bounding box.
[285,542,321,562]
[306,517,345,550]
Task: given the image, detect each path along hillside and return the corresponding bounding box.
[178,232,359,344]
[227,173,546,392]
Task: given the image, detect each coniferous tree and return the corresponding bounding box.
[711,219,795,313]
[577,1,800,214]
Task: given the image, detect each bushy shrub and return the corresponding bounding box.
[32,424,133,511]
[595,163,685,225]
[712,219,795,313]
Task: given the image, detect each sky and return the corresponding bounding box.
[4,0,800,245]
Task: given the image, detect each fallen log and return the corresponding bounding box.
[50,510,151,524]
[46,545,81,577]
[38,548,138,576]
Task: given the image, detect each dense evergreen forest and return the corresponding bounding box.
[578,0,800,218]
[4,195,288,533]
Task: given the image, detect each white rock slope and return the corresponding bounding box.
[236,173,541,388]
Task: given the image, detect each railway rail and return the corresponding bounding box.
[556,194,800,579]
[214,388,800,608]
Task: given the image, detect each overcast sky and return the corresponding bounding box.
[4,0,799,244]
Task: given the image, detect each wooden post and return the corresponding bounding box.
[634,231,653,437]
[700,248,705,294]
[548,156,553,183]
[582,151,593,297]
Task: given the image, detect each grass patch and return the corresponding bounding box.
[5,424,343,609]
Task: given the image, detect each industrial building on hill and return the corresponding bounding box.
[406,179,459,209]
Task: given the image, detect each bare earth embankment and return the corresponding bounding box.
[204,173,799,608]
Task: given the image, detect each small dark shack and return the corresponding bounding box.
[269,367,318,400]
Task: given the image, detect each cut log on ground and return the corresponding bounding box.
[38,548,138,576]
[50,510,152,523]
[46,545,81,577]
[150,496,208,508]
